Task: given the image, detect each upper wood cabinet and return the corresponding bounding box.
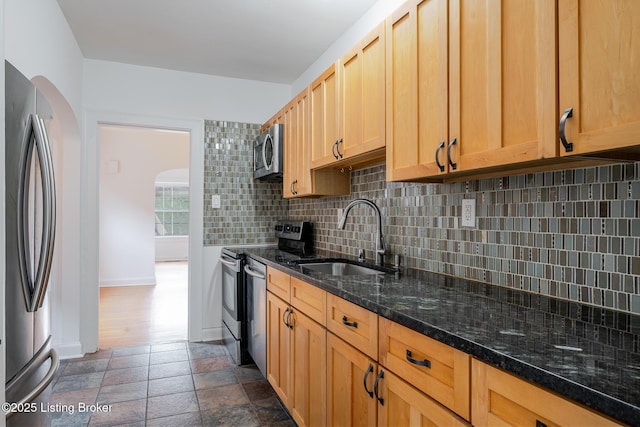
[339,22,386,165]
[558,0,640,160]
[284,87,350,199]
[310,64,341,169]
[310,23,387,171]
[283,89,312,198]
[387,0,557,181]
[261,109,283,132]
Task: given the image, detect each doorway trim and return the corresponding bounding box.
[82,110,204,353]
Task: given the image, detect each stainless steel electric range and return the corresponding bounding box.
[220,220,313,368]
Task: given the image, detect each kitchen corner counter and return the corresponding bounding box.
[241,247,640,426]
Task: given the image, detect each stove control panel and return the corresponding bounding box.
[275,220,312,241]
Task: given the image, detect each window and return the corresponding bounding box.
[155,184,189,236]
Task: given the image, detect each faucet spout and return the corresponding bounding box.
[338,199,386,265]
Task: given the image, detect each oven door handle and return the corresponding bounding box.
[219,255,239,268]
[244,265,266,280]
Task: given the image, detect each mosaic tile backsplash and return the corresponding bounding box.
[203,120,288,245]
[288,163,640,315]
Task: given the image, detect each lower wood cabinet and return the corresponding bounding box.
[327,332,378,427]
[379,317,471,420]
[266,267,620,427]
[266,274,327,427]
[266,291,291,404]
[378,369,470,427]
[471,359,621,427]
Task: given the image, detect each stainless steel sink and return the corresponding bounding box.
[296,258,393,276]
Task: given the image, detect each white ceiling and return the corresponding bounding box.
[56,0,379,85]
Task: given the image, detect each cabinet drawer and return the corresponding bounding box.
[379,317,471,421]
[290,277,326,326]
[378,369,470,427]
[327,294,378,359]
[471,359,621,427]
[267,266,291,302]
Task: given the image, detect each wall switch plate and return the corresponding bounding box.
[462,198,476,227]
[211,194,221,209]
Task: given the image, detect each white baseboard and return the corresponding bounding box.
[54,341,84,360]
[100,276,156,287]
[200,327,223,342]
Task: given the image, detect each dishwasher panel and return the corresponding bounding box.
[245,257,267,377]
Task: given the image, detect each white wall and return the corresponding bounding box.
[291,0,406,95]
[99,126,189,286]
[5,0,85,359]
[82,58,294,350]
[84,59,291,124]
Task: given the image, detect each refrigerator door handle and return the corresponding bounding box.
[16,114,56,312]
[33,115,56,309]
[5,336,60,419]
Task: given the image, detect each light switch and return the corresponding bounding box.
[462,198,476,227]
[211,194,221,209]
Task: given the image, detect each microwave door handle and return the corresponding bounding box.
[262,134,273,171]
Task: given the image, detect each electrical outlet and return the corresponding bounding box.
[462,198,476,227]
[211,194,221,209]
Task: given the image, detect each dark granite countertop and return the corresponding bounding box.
[235,246,640,426]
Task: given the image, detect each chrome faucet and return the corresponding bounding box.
[338,199,386,265]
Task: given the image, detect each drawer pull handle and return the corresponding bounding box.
[406,350,431,369]
[559,107,574,153]
[332,140,339,159]
[282,308,290,327]
[286,309,294,329]
[536,421,547,427]
[342,316,358,328]
[447,137,457,170]
[373,370,384,405]
[363,363,374,398]
[435,141,445,172]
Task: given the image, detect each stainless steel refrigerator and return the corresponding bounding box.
[5,61,59,426]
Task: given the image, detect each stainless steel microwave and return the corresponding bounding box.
[254,124,283,181]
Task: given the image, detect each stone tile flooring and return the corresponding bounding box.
[49,341,294,426]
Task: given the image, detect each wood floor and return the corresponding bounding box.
[99,261,188,349]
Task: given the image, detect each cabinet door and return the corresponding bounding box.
[289,310,327,427]
[447,0,557,173]
[558,0,640,158]
[471,359,620,427]
[283,100,297,198]
[377,370,470,427]
[327,333,377,427]
[266,291,291,404]
[386,0,448,181]
[340,22,386,160]
[294,88,312,196]
[310,64,341,169]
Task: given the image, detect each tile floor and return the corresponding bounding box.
[49,341,294,427]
